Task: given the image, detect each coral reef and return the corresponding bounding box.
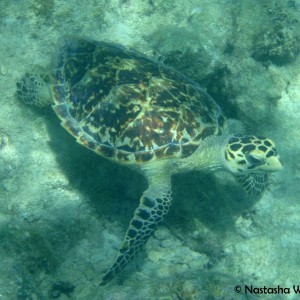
[252,2,300,66]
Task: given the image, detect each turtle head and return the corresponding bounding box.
[223,134,282,174]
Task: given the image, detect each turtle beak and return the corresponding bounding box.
[264,155,283,172]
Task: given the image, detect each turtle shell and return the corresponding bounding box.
[51,38,227,164]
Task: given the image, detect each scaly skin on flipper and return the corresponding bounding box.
[16,37,282,286]
[234,173,268,195]
[100,177,172,286]
[16,72,53,107]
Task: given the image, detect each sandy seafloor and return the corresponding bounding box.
[0,0,300,299]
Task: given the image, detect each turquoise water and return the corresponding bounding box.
[0,0,299,299]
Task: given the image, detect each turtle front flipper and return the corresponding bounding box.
[234,173,268,196]
[100,178,172,286]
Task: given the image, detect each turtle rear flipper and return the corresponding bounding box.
[100,177,172,286]
[17,71,53,107]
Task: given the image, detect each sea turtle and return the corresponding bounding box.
[16,37,282,286]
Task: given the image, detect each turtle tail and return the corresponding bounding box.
[100,179,172,286]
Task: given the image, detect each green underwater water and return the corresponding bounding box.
[0,0,300,299]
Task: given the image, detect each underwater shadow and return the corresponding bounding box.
[44,109,258,231]
[43,110,146,222]
[43,107,261,236]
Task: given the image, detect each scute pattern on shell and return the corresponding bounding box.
[51,38,226,163]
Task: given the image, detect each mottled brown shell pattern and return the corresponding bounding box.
[51,38,226,164]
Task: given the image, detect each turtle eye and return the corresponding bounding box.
[246,153,265,166]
